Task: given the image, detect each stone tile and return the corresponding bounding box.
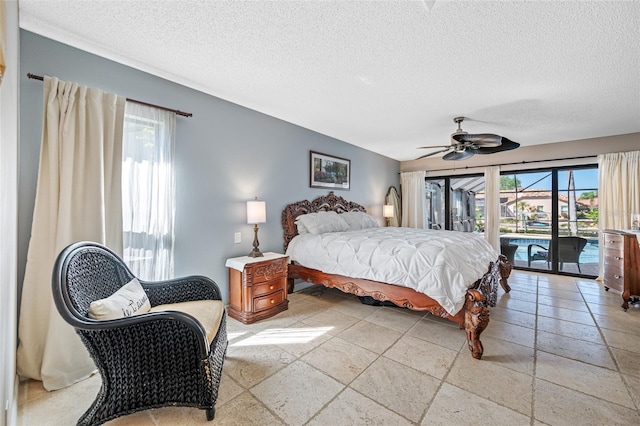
[626,375,640,410]
[215,391,285,426]
[535,351,634,408]
[534,379,639,426]
[216,373,245,406]
[601,327,640,354]
[489,307,536,329]
[537,294,589,311]
[149,406,214,425]
[611,347,640,378]
[423,383,530,426]
[586,300,634,316]
[363,307,421,332]
[592,311,640,337]
[384,335,457,379]
[536,315,605,344]
[537,287,584,301]
[309,387,413,426]
[447,352,533,415]
[407,318,466,351]
[250,361,343,425]
[537,303,595,325]
[273,322,334,357]
[504,288,538,302]
[482,319,536,348]
[225,340,297,388]
[300,307,361,335]
[536,331,615,370]
[337,319,402,354]
[351,357,440,423]
[473,335,535,375]
[302,337,378,384]
[494,297,537,314]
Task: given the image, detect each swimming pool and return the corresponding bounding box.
[506,238,599,264]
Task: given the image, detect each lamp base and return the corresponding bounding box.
[248,224,263,257]
[248,248,264,258]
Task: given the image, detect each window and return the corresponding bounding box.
[122,103,176,280]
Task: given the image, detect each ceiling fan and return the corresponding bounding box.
[416,116,520,161]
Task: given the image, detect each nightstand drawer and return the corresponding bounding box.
[254,291,285,312]
[604,271,624,293]
[603,251,624,268]
[603,234,624,249]
[248,258,287,284]
[253,279,286,297]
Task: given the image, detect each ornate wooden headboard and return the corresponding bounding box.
[281,191,367,251]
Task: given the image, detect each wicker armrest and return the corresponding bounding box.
[142,275,222,306]
[76,309,212,356]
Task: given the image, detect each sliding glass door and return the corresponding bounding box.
[500,166,598,277]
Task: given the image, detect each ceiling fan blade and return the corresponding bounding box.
[417,144,453,149]
[443,150,475,161]
[452,133,502,147]
[415,147,452,160]
[473,137,521,154]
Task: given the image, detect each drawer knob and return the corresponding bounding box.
[269,285,274,290]
[270,299,275,304]
[614,275,621,279]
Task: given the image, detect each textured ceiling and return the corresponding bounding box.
[18,0,640,162]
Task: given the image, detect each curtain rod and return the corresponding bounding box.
[27,73,193,118]
[407,154,597,174]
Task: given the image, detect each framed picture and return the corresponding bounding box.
[310,151,351,190]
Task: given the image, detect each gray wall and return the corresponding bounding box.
[19,30,400,303]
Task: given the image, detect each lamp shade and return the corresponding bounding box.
[247,199,266,224]
[383,204,394,218]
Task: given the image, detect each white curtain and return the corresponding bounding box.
[401,171,426,228]
[597,151,640,278]
[484,166,501,250]
[17,76,125,391]
[122,102,176,280]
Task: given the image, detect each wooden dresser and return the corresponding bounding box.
[226,253,288,323]
[602,230,640,311]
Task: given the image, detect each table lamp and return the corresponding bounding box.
[247,197,266,257]
[383,204,394,227]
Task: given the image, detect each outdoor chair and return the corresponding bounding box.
[500,240,518,265]
[52,241,227,426]
[527,236,588,273]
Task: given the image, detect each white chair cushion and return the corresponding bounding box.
[149,300,225,345]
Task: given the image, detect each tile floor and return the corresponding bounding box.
[17,271,640,425]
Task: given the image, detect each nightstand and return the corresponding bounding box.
[225,253,289,324]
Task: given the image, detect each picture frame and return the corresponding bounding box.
[310,151,351,190]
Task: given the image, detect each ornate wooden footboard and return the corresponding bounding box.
[282,192,511,360]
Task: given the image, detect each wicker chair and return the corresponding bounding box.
[527,236,588,273]
[52,241,228,426]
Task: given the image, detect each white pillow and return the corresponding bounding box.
[88,278,151,320]
[295,217,310,234]
[295,211,350,234]
[340,211,379,230]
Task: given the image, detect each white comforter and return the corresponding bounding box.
[286,227,499,315]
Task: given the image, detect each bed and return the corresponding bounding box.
[281,192,511,360]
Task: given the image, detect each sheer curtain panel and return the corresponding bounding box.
[401,171,427,228]
[597,151,640,278]
[122,102,176,280]
[484,166,501,250]
[17,76,125,390]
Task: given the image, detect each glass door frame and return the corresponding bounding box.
[501,163,598,278]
